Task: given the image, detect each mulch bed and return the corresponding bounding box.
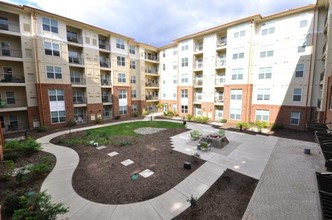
[174,169,258,220]
[52,127,205,204]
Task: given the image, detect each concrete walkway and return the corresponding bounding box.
[37,119,322,219]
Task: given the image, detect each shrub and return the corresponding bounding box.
[164,110,175,117]
[115,141,133,147]
[220,118,227,123]
[3,190,25,214]
[186,114,194,121]
[29,160,52,179]
[36,126,48,133]
[114,116,121,120]
[95,117,102,124]
[194,116,209,123]
[0,160,15,181]
[271,123,284,131]
[4,138,41,161]
[132,112,139,117]
[187,195,198,207]
[66,120,77,133]
[236,122,249,129]
[12,191,69,220]
[142,110,149,116]
[255,121,268,129]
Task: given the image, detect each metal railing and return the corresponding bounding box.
[0,20,20,32]
[73,97,87,104]
[0,47,22,58]
[145,54,158,61]
[194,62,203,69]
[0,74,25,83]
[99,43,111,50]
[217,38,227,47]
[195,44,203,52]
[194,93,202,102]
[69,56,84,65]
[100,59,111,68]
[67,36,83,44]
[3,123,28,133]
[0,99,27,108]
[194,79,203,86]
[101,78,112,85]
[145,68,158,74]
[102,95,112,103]
[215,94,224,103]
[70,77,86,85]
[216,58,226,67]
[146,95,158,100]
[215,77,226,85]
[145,82,159,87]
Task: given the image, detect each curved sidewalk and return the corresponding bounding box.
[38,120,227,220]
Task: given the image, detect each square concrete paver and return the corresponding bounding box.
[139,169,154,178]
[107,151,119,157]
[96,146,106,150]
[121,159,134,166]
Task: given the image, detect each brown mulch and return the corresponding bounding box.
[52,127,205,204]
[174,169,258,220]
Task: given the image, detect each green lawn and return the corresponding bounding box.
[57,121,184,146]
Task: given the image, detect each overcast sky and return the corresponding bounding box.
[4,0,315,47]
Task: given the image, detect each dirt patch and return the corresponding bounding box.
[174,169,258,220]
[52,127,205,204]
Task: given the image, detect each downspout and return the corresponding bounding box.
[324,76,331,121]
[32,11,45,126]
[304,7,318,125]
[246,20,255,122]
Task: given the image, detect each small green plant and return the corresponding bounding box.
[115,141,133,147]
[29,160,52,178]
[142,110,149,116]
[0,160,15,181]
[132,112,139,117]
[115,116,121,120]
[4,138,41,161]
[271,123,284,131]
[12,191,69,220]
[187,195,198,207]
[95,117,102,124]
[220,118,227,123]
[236,121,249,129]
[36,126,48,133]
[186,114,194,121]
[66,119,77,134]
[3,189,25,215]
[255,121,268,129]
[194,116,209,123]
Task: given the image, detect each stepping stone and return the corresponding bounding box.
[121,159,134,166]
[96,146,106,150]
[107,151,119,157]
[139,169,154,178]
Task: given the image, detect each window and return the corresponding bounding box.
[46,66,62,79]
[44,42,60,56]
[234,30,245,38]
[117,56,126,66]
[132,104,137,112]
[258,67,272,79]
[129,45,136,54]
[1,42,10,56]
[231,68,243,80]
[181,105,188,113]
[300,20,307,28]
[163,64,166,71]
[9,114,18,129]
[42,17,58,33]
[173,76,178,84]
[173,61,178,69]
[162,50,165,57]
[173,49,178,55]
[261,27,275,35]
[116,38,125,49]
[0,17,9,30]
[48,89,64,101]
[51,111,65,123]
[290,112,300,125]
[298,40,306,53]
[293,88,302,101]
[230,89,242,100]
[118,73,126,83]
[71,72,82,84]
[181,45,189,51]
[119,106,127,115]
[257,88,271,101]
[260,50,274,58]
[181,74,188,83]
[232,48,244,60]
[73,91,84,104]
[181,57,188,67]
[130,75,136,83]
[295,64,304,77]
[6,92,15,104]
[256,110,269,121]
[230,109,241,120]
[130,60,136,69]
[181,89,188,98]
[119,90,127,99]
[131,90,137,98]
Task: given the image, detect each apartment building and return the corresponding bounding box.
[0,0,331,134]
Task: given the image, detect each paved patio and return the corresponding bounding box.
[37,119,324,219]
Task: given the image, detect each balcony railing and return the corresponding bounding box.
[216,58,226,67]
[215,94,224,103]
[320,72,325,82]
[101,78,112,86]
[70,77,86,85]
[69,56,84,65]
[100,59,111,68]
[67,36,83,44]
[0,20,20,32]
[102,95,112,103]
[3,123,28,133]
[0,99,27,108]
[194,78,203,86]
[73,97,87,104]
[195,44,203,52]
[194,62,203,69]
[215,77,226,85]
[215,110,224,119]
[145,68,158,74]
[145,54,158,61]
[145,82,159,87]
[0,74,25,83]
[74,115,87,124]
[103,114,113,120]
[0,48,22,58]
[146,95,158,100]
[323,43,327,56]
[194,93,202,102]
[217,37,227,47]
[99,43,111,50]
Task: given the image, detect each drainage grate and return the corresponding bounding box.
[316,172,332,220]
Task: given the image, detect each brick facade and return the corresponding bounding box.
[87,103,103,122]
[112,86,132,118]
[177,86,194,117]
[27,106,39,129]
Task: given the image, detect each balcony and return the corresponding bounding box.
[194,43,203,53]
[69,55,84,65]
[74,114,87,124]
[215,58,226,68]
[0,74,25,84]
[99,41,110,51]
[194,93,202,102]
[0,99,27,111]
[145,82,159,87]
[66,26,83,46]
[101,77,112,86]
[215,77,226,85]
[194,78,203,86]
[3,122,28,133]
[145,53,159,62]
[145,68,159,75]
[70,76,86,85]
[215,93,224,104]
[215,110,224,119]
[102,95,113,103]
[100,58,111,68]
[0,12,20,34]
[146,95,159,101]
[194,62,203,70]
[73,96,87,105]
[0,47,22,59]
[217,37,227,48]
[67,35,83,45]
